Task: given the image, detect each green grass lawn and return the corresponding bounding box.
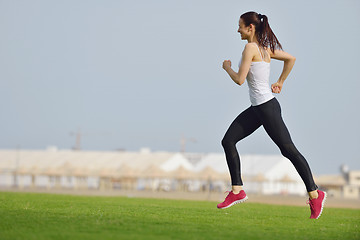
[0,192,359,240]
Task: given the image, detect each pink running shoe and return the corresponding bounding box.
[217,190,248,209]
[307,190,327,219]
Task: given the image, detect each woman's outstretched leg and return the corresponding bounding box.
[253,98,326,218]
[253,98,318,192]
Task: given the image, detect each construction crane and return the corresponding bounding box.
[180,135,196,153]
[69,128,84,151]
[69,128,113,151]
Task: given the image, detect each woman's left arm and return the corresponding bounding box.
[223,43,253,86]
[269,49,296,93]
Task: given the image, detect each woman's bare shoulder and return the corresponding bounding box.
[243,43,258,53]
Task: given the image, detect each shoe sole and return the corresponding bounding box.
[217,196,248,209]
[314,191,327,219]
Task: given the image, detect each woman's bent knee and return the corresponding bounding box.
[221,137,234,149]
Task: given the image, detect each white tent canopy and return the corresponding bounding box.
[0,149,307,195]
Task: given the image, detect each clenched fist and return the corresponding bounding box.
[271,82,283,93]
[222,60,232,70]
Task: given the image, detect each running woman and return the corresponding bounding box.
[218,11,326,219]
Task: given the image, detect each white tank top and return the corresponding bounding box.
[239,44,274,106]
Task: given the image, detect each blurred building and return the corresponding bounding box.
[315,165,360,199]
[1,148,357,198]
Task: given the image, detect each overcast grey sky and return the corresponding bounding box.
[1,0,359,174]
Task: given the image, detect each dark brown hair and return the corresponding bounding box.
[240,11,282,52]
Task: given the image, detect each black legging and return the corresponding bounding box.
[221,98,318,192]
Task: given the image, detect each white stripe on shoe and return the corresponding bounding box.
[315,191,327,219]
[218,196,248,209]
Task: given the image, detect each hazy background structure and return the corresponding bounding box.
[1,148,359,199]
[1,0,359,175]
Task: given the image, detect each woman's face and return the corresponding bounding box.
[238,18,250,40]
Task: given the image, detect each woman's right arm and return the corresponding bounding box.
[223,43,254,86]
[269,49,296,93]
